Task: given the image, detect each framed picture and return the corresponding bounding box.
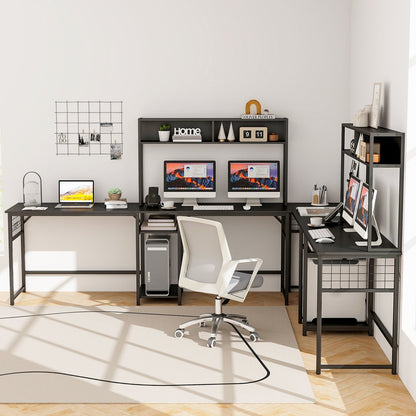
[239,127,268,142]
[370,82,381,128]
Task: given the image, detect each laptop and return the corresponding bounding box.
[55,180,94,208]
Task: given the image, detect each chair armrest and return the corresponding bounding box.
[219,258,263,301]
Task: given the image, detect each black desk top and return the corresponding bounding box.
[6,203,141,216]
[292,210,400,257]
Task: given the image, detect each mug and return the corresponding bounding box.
[310,216,323,226]
[161,201,175,208]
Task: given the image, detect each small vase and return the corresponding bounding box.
[109,193,121,200]
[218,123,226,142]
[227,122,235,142]
[159,131,170,142]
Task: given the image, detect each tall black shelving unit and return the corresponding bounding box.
[340,123,405,250]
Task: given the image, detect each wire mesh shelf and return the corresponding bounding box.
[314,258,395,291]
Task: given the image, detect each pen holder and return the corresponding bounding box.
[312,188,328,205]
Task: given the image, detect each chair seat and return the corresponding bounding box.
[227,272,263,294]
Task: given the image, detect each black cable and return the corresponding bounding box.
[0,310,270,387]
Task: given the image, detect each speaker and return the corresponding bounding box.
[145,186,161,208]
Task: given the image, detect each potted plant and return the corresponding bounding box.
[158,123,171,142]
[108,187,122,200]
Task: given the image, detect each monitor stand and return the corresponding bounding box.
[355,215,382,247]
[245,198,262,207]
[182,198,198,207]
[343,227,355,233]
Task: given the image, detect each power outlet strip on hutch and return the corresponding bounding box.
[137,117,289,303]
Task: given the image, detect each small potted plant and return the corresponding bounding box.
[108,187,122,200]
[158,123,171,142]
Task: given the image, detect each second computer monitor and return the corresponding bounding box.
[228,161,280,206]
[354,181,378,240]
[163,161,216,206]
[342,175,361,226]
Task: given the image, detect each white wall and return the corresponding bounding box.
[349,0,415,401]
[0,0,351,291]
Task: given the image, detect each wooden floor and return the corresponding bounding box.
[1,291,415,416]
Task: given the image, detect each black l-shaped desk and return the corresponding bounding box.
[6,202,401,374]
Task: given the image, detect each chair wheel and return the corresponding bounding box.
[199,321,206,327]
[207,337,216,348]
[249,332,259,342]
[175,328,185,338]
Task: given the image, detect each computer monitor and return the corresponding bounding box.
[228,161,280,206]
[342,175,361,227]
[354,182,378,241]
[163,161,216,206]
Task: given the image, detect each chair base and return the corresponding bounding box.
[174,296,260,347]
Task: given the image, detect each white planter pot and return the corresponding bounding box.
[158,131,170,142]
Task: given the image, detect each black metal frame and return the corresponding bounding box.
[138,204,292,305]
[55,100,123,156]
[6,203,141,306]
[137,117,291,304]
[294,208,401,375]
[340,123,405,250]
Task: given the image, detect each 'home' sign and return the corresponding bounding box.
[173,127,201,136]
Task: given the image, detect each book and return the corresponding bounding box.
[172,135,202,142]
[105,198,127,205]
[106,204,128,209]
[148,214,175,221]
[141,219,176,231]
[148,217,175,223]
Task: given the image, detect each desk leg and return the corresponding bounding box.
[367,258,375,336]
[177,233,183,305]
[8,214,15,305]
[136,214,142,306]
[285,213,291,305]
[302,237,308,336]
[392,257,400,374]
[20,216,26,293]
[316,257,323,375]
[298,229,303,324]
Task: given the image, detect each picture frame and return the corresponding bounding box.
[370,82,381,128]
[239,127,268,142]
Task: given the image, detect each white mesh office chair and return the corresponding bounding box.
[174,216,263,348]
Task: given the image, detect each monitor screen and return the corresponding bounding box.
[342,175,361,226]
[354,182,377,239]
[59,180,94,203]
[228,161,279,192]
[163,161,216,204]
[164,161,215,192]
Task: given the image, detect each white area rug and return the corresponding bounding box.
[0,305,314,403]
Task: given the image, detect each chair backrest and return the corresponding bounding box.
[177,216,232,296]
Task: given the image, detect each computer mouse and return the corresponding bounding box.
[316,237,335,244]
[243,205,251,211]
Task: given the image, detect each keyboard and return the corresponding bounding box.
[193,205,234,211]
[308,227,335,239]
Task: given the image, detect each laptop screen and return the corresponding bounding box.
[59,180,94,203]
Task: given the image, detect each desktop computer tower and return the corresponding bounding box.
[306,258,367,322]
[145,237,170,296]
